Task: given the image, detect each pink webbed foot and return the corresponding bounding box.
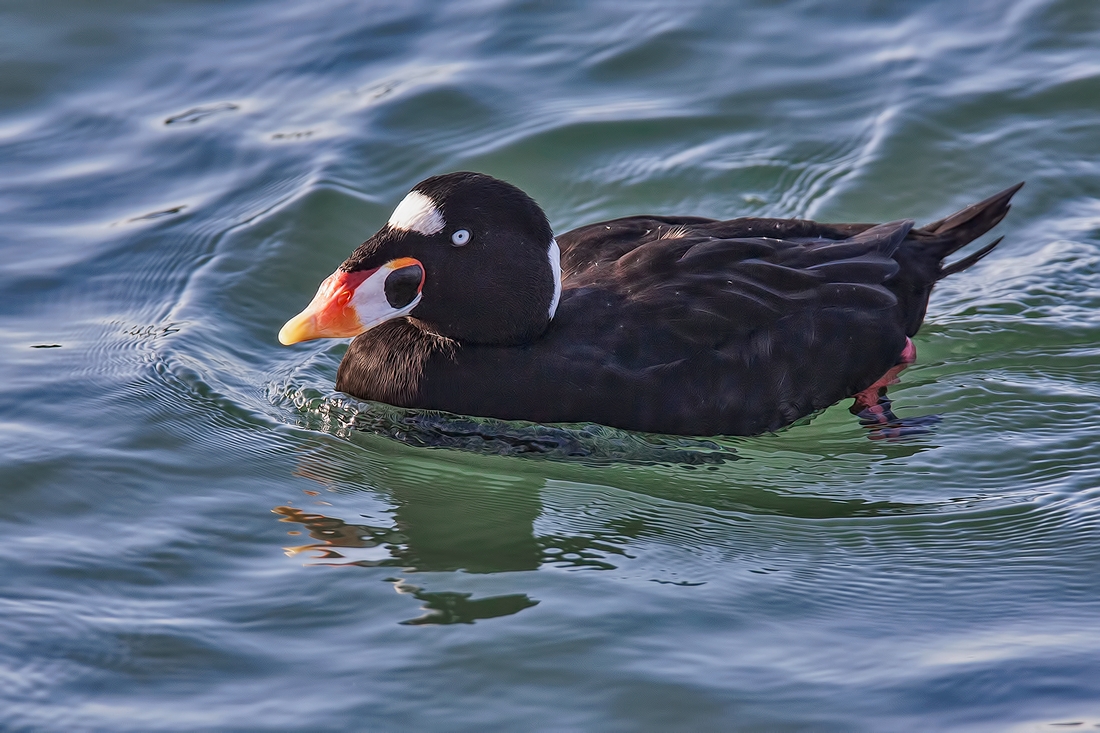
[852,337,917,414]
[850,338,940,439]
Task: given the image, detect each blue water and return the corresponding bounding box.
[3,1,1100,730]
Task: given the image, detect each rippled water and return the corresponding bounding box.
[3,0,1100,730]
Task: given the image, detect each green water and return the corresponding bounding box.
[2,1,1100,730]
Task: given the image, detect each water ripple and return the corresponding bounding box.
[5,0,1100,729]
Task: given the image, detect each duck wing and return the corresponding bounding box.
[559,217,912,346]
[559,181,1022,340]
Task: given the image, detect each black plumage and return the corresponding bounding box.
[303,173,1023,436]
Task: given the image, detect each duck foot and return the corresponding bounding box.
[848,338,939,439]
[851,391,941,440]
[859,405,942,440]
[852,390,900,425]
[865,415,942,441]
[852,337,917,409]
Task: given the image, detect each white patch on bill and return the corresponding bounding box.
[547,237,562,319]
[387,190,445,235]
[350,259,423,332]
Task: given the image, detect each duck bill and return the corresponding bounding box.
[278,269,372,345]
[278,259,424,345]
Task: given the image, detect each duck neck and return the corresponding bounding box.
[336,320,455,407]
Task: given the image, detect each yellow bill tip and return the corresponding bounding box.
[278,312,315,345]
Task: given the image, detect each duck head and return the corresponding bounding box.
[279,172,561,347]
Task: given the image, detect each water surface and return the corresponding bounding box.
[3,0,1100,730]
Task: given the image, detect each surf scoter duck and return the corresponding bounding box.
[279,172,1021,436]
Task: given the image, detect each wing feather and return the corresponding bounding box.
[558,216,911,345]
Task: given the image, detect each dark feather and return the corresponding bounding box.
[336,177,1023,436]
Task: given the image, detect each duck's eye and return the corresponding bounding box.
[450,229,471,247]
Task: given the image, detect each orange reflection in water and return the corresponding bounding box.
[273,505,404,566]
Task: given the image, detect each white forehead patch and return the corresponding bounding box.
[387,190,445,235]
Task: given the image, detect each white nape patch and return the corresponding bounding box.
[387,190,445,235]
[547,237,563,320]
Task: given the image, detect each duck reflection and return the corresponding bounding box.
[274,503,540,625]
[392,582,539,626]
[275,501,626,574]
[276,424,931,624]
[276,446,631,624]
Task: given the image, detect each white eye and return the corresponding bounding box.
[451,229,471,247]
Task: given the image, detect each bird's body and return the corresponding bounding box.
[281,173,1021,437]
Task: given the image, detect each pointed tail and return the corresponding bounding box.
[917,181,1024,277]
[892,182,1024,335]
